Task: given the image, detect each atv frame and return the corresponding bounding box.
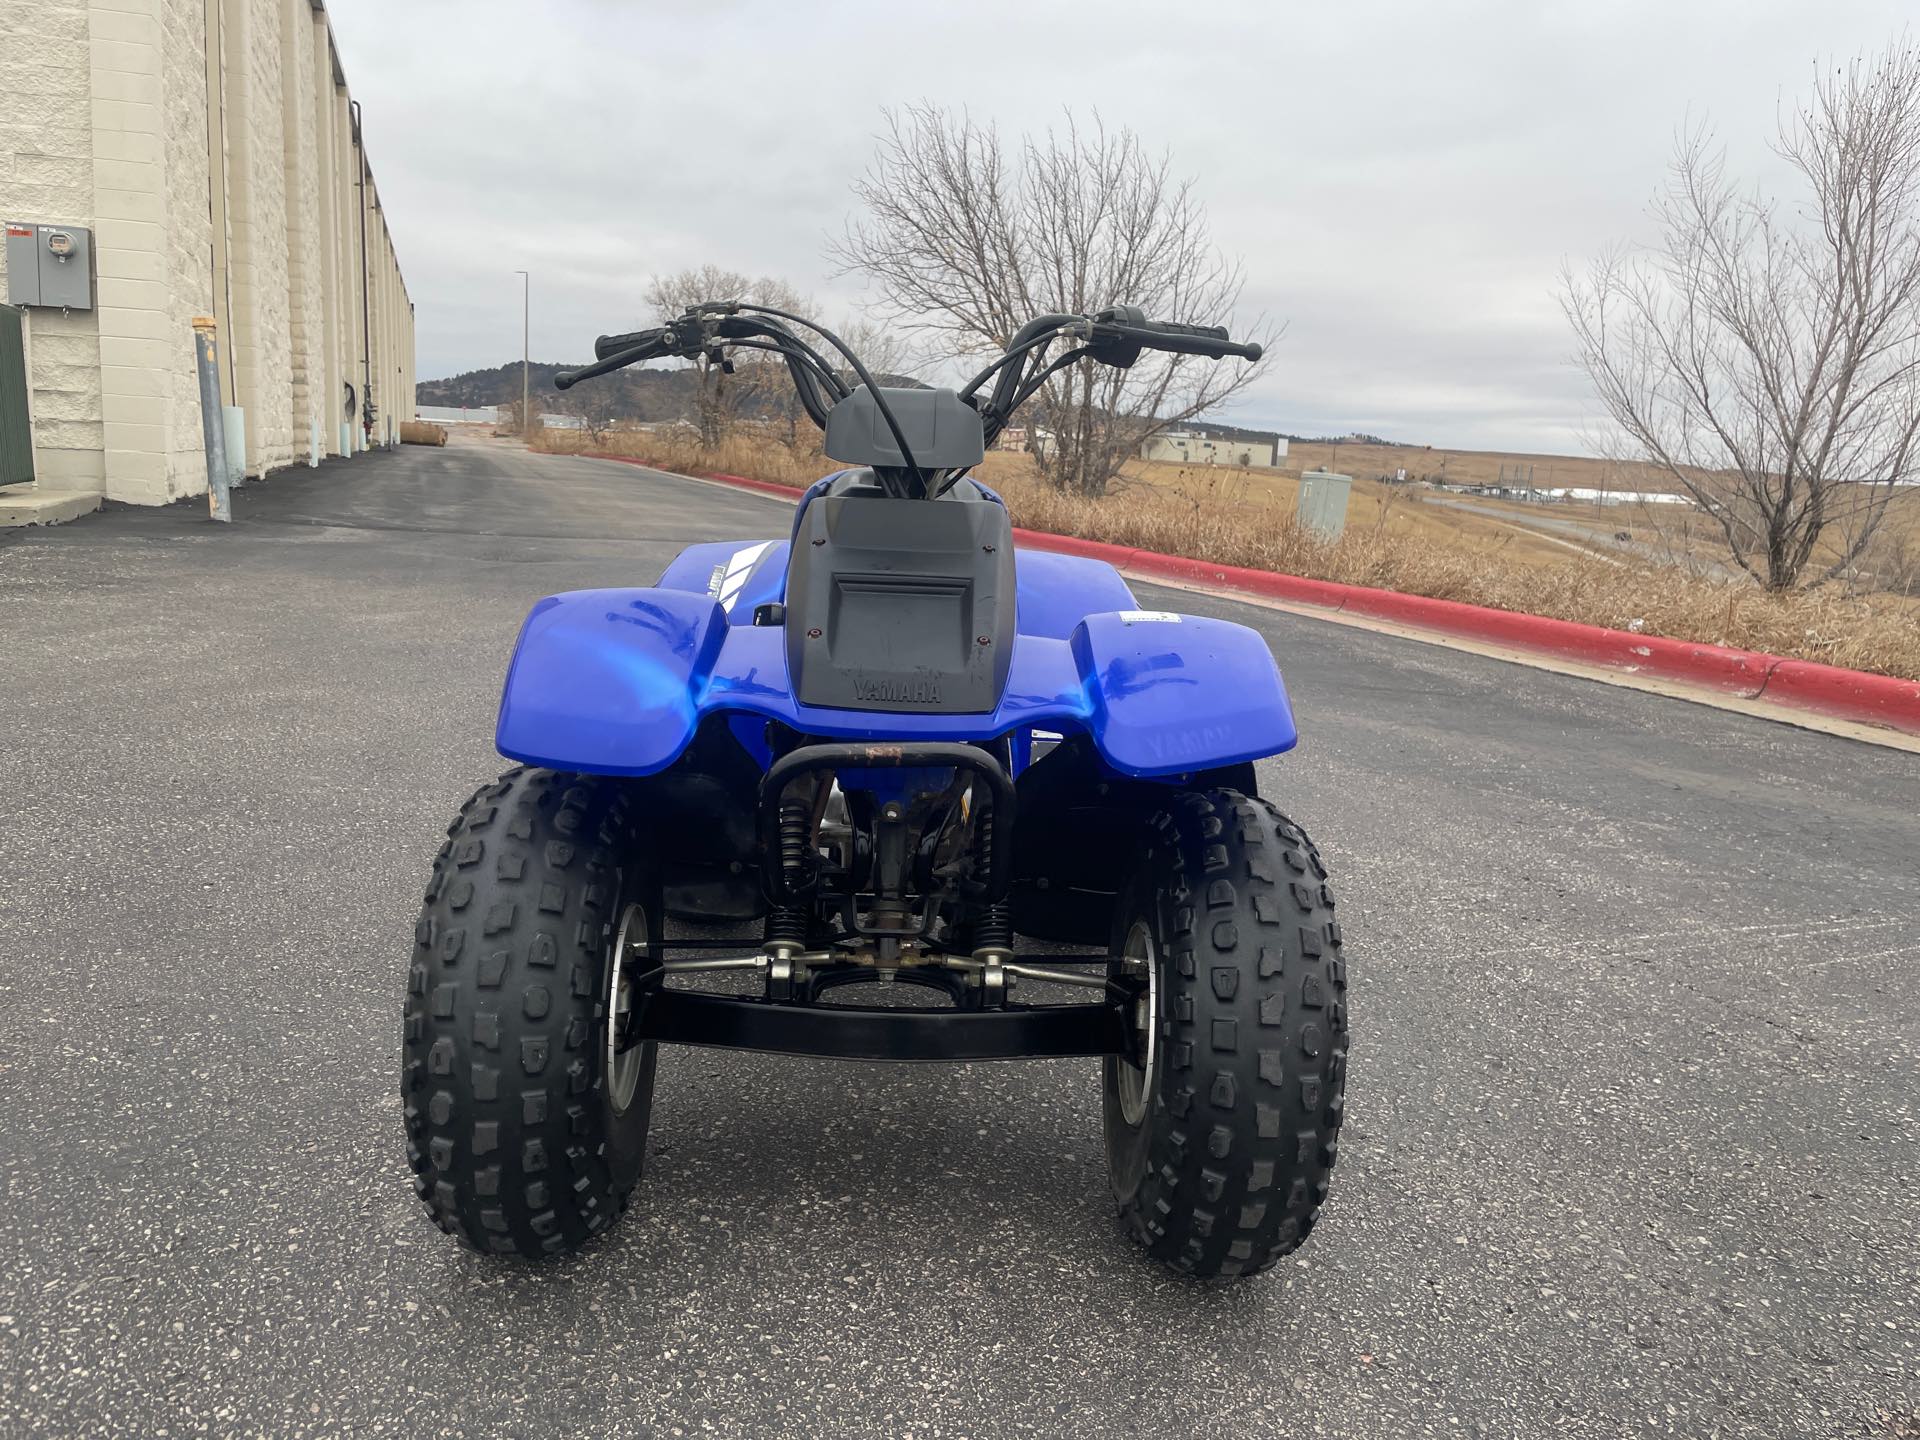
[403,303,1349,1280]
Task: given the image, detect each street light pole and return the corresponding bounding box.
[514,269,530,439]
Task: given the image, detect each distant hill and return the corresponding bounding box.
[1270,430,1399,446]
[417,362,701,420]
[417,360,926,422]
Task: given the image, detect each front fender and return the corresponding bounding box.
[1072,610,1296,775]
[495,588,727,775]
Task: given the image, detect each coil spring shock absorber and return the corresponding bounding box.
[970,790,1012,959]
[763,794,813,949]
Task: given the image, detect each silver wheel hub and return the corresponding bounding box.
[1115,920,1159,1126]
[605,902,649,1115]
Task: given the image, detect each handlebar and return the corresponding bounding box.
[554,301,1263,471]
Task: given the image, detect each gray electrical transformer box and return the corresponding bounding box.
[4,222,95,311]
[1297,469,1354,540]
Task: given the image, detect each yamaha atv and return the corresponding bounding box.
[403,303,1348,1280]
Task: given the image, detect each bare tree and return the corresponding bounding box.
[1562,42,1920,589]
[747,316,926,447]
[825,314,926,389]
[831,106,1273,497]
[644,266,815,447]
[563,384,618,447]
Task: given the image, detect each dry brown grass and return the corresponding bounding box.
[535,427,1920,681]
[1003,455,1627,568]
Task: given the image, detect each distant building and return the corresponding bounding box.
[994,423,1028,452]
[1437,480,1693,507]
[1141,430,1283,468]
[416,404,499,426]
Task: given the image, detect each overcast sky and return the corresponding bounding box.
[328,0,1910,453]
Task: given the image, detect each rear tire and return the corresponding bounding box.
[1103,789,1348,1280]
[403,766,660,1255]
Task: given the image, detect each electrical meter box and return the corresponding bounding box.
[4,222,95,311]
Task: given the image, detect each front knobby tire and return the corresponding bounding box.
[403,766,660,1256]
[1104,789,1349,1281]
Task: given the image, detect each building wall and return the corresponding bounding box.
[222,0,290,477]
[0,0,102,491]
[0,0,412,506]
[280,0,319,463]
[1141,433,1278,468]
[84,0,215,504]
[159,0,216,497]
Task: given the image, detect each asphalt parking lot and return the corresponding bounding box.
[2,438,1916,1438]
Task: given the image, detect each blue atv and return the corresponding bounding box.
[403,304,1348,1280]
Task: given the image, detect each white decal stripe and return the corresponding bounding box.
[716,541,774,612]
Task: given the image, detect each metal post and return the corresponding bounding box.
[516,269,529,439]
[192,316,231,522]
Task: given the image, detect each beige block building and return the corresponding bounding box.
[1140,430,1283,469]
[0,0,413,520]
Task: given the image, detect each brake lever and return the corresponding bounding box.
[554,340,662,390]
[555,325,700,390]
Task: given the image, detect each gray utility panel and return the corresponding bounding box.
[4,222,95,311]
[1298,469,1354,540]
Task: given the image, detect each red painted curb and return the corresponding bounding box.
[1022,528,1920,734]
[1764,658,1920,730]
[576,452,1920,736]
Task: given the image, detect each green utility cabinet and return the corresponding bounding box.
[0,304,33,488]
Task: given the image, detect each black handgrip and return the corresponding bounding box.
[1110,319,1264,363]
[1142,320,1230,343]
[554,334,670,391]
[594,327,665,360]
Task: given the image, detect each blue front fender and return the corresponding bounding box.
[496,588,729,775]
[1071,610,1297,773]
[496,586,1297,779]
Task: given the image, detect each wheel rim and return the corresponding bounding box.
[1115,919,1159,1127]
[605,902,649,1115]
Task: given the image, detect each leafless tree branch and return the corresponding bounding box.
[1561,39,1920,589]
[830,105,1277,496]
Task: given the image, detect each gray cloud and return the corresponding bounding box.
[330,0,1910,449]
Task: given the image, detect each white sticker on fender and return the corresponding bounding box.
[715,541,774,612]
[1117,610,1181,624]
